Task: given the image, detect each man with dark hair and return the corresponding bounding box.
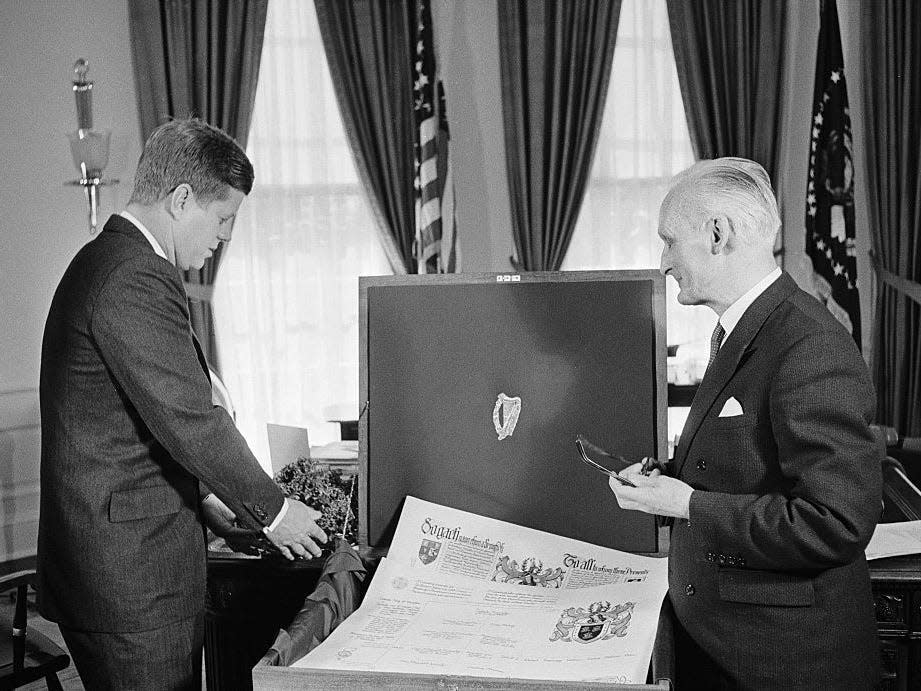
[609,158,881,689]
[38,118,326,689]
[129,117,256,208]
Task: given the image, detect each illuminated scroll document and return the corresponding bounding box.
[290,497,669,685]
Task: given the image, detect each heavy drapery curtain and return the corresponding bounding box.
[313,0,417,274]
[127,0,268,373]
[498,0,622,272]
[212,0,390,465]
[562,0,710,358]
[665,0,786,183]
[861,0,921,435]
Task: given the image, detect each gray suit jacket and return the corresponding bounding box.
[669,272,881,689]
[38,214,285,632]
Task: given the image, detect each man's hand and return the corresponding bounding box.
[263,499,328,560]
[201,493,237,536]
[201,493,266,555]
[608,462,694,519]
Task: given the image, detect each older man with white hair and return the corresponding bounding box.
[609,157,881,689]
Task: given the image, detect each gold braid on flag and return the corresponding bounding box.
[413,0,459,274]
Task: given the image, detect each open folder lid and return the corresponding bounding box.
[358,271,668,554]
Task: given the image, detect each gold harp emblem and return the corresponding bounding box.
[493,393,522,440]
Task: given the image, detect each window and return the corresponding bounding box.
[562,0,717,372]
[213,0,391,468]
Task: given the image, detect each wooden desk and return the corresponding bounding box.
[666,383,698,407]
[205,553,325,691]
[870,553,921,690]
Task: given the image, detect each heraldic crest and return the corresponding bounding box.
[549,601,635,643]
[418,539,441,565]
[492,556,565,587]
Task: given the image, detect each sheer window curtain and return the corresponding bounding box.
[213,0,390,468]
[562,0,716,377]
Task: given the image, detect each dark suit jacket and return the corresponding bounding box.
[38,214,285,633]
[669,272,881,689]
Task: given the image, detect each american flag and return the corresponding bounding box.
[413,0,459,274]
[805,0,860,348]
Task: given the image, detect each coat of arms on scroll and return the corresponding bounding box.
[493,393,521,440]
[550,601,635,643]
[491,556,565,588]
[418,539,441,565]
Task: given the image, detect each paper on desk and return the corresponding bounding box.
[294,497,669,684]
[310,440,358,459]
[865,520,921,560]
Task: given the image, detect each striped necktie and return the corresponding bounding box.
[707,322,725,372]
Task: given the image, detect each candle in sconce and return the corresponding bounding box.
[67,57,117,234]
[73,58,93,131]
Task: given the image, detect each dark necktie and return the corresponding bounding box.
[707,322,725,372]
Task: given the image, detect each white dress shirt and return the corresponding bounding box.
[718,267,782,347]
[119,211,169,262]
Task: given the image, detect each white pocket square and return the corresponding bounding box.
[718,396,744,417]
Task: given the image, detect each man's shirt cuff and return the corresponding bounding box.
[264,497,289,532]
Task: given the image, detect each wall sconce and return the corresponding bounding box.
[66,59,118,234]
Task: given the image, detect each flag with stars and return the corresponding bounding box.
[805,0,860,348]
[413,0,459,274]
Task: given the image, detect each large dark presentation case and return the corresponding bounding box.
[358,270,667,555]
